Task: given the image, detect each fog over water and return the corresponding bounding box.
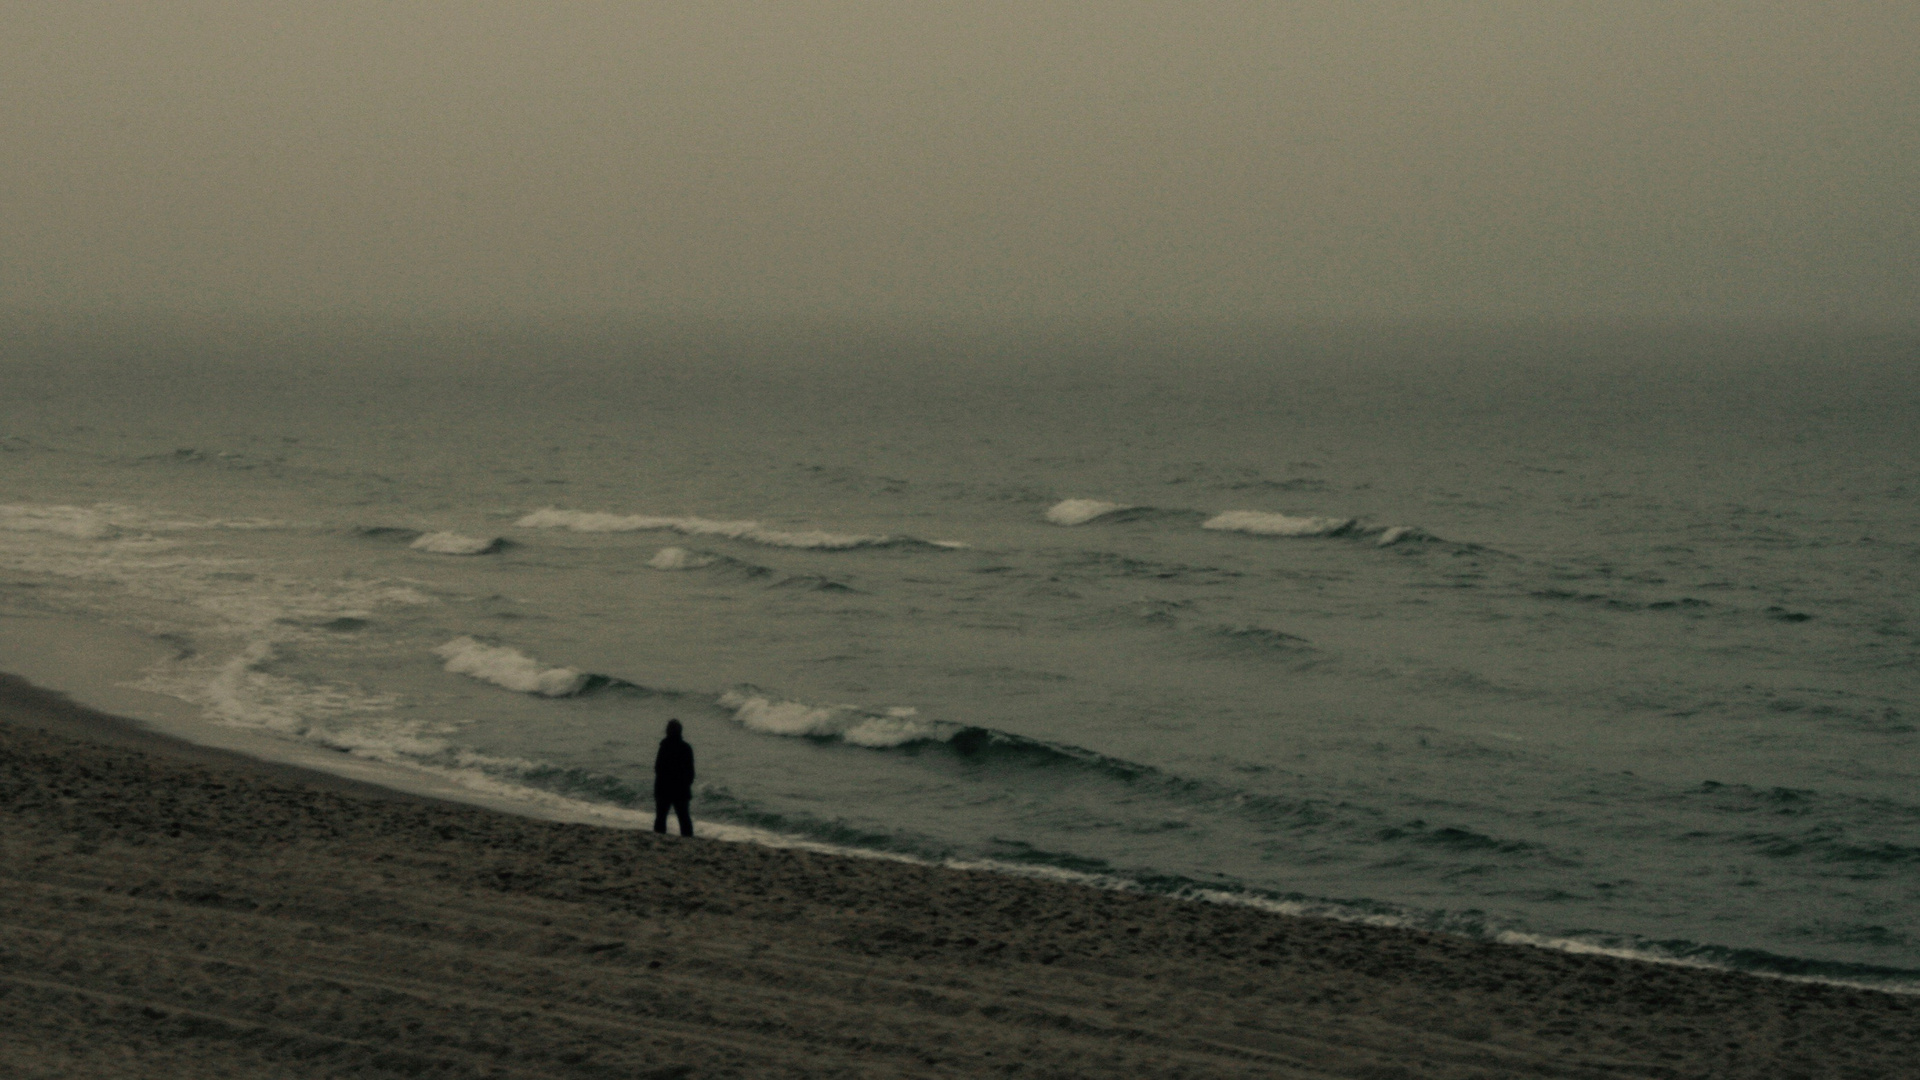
[5,3,1917,323]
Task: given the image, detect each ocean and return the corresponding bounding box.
[3,316,1916,989]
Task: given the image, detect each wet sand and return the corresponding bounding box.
[2,672,1913,1078]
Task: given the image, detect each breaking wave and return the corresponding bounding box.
[1041,501,1430,547]
[1044,500,1211,527]
[1373,525,1421,546]
[350,526,422,542]
[647,546,772,578]
[410,531,505,556]
[515,507,964,551]
[719,689,953,748]
[1202,510,1355,537]
[648,546,716,570]
[429,638,667,700]
[352,525,510,553]
[431,637,603,697]
[714,687,1180,786]
[1045,499,1135,526]
[1204,512,1440,547]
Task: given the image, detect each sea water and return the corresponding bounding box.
[2,317,1915,988]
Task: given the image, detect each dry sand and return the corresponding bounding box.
[2,673,1914,1079]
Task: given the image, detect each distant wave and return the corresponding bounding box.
[1371,525,1422,546]
[410,531,506,556]
[0,503,283,541]
[647,546,773,578]
[1205,513,1446,547]
[0,504,121,540]
[769,574,859,593]
[1739,831,1920,865]
[1378,821,1540,856]
[350,525,422,543]
[1057,551,1245,585]
[647,546,715,570]
[515,507,965,551]
[1531,589,1712,612]
[1205,624,1314,652]
[1045,499,1134,526]
[1202,510,1355,537]
[1046,500,1430,547]
[1045,500,1209,527]
[354,524,509,553]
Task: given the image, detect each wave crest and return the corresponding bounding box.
[432,637,590,697]
[718,688,952,747]
[1202,510,1355,537]
[648,546,717,570]
[715,687,1178,788]
[1045,499,1134,526]
[411,531,505,556]
[515,508,931,550]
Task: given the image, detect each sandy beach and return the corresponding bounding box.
[2,672,1913,1079]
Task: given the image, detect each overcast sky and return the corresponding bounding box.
[4,2,1915,324]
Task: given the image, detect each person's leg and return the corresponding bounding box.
[654,797,669,834]
[674,796,693,837]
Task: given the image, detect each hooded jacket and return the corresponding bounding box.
[654,731,695,800]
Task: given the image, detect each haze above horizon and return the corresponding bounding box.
[5,3,1916,325]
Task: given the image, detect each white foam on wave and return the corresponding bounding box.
[747,527,888,549]
[514,507,936,550]
[410,531,502,556]
[648,546,717,570]
[134,638,416,753]
[1045,499,1133,526]
[718,688,951,748]
[0,502,435,640]
[131,512,286,533]
[515,508,753,535]
[432,636,589,697]
[1376,525,1416,546]
[3,503,291,541]
[0,504,121,540]
[1202,510,1354,537]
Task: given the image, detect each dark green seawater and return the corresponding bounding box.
[3,317,1916,988]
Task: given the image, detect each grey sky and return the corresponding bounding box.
[4,2,1915,323]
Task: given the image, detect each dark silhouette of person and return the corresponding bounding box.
[653,718,695,837]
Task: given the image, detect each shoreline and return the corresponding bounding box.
[3,669,1916,1077]
[0,671,462,806]
[7,616,1916,996]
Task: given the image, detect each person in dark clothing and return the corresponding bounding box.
[653,718,695,837]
